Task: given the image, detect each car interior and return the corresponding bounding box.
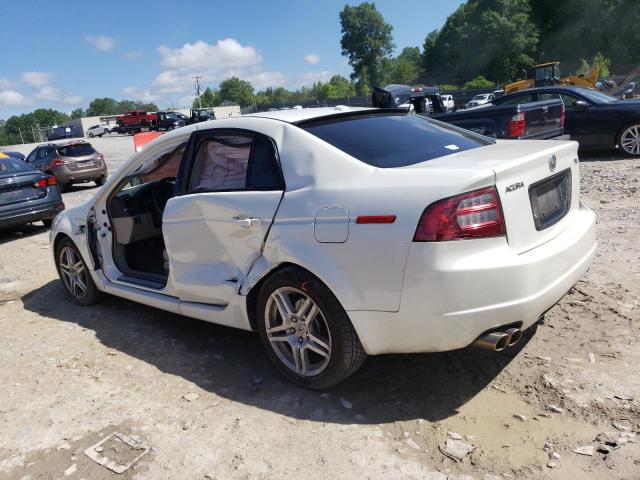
[106,143,186,283]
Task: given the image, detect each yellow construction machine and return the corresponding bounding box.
[504,61,600,94]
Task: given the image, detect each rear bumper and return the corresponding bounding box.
[53,164,107,184]
[0,201,65,229]
[349,203,596,354]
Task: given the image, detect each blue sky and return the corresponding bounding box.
[0,0,463,117]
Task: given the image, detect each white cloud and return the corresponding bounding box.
[290,71,333,88]
[63,95,83,105]
[85,35,116,51]
[121,86,160,102]
[0,90,31,107]
[35,85,61,101]
[245,71,288,90]
[305,53,320,64]
[159,38,261,72]
[124,50,142,60]
[21,71,53,88]
[0,78,11,89]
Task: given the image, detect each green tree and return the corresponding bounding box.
[70,108,85,119]
[386,47,423,84]
[217,77,255,107]
[577,53,611,78]
[328,75,356,97]
[464,75,495,89]
[340,2,395,88]
[1,109,70,145]
[193,87,220,108]
[422,0,539,85]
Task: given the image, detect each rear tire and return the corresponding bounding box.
[95,175,106,187]
[54,237,103,306]
[42,218,53,228]
[617,123,640,157]
[256,267,367,389]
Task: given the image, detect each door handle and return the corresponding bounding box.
[233,217,262,228]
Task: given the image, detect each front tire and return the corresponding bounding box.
[618,123,640,157]
[88,132,95,138]
[54,238,103,305]
[256,267,367,389]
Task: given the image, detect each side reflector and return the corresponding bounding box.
[356,215,396,224]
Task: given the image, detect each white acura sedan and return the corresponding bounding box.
[50,107,596,388]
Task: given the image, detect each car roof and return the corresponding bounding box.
[245,106,376,124]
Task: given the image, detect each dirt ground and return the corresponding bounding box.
[0,136,638,480]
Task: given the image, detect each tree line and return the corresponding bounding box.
[3,0,639,146]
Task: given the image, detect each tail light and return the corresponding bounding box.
[507,112,526,138]
[413,186,505,241]
[560,105,565,129]
[34,176,57,188]
[98,153,104,161]
[50,158,68,167]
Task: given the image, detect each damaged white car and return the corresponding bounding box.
[50,107,596,388]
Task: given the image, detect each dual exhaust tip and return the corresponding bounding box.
[472,327,522,352]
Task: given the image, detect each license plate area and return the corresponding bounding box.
[77,160,94,168]
[529,169,571,231]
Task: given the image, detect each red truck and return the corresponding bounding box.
[113,110,185,134]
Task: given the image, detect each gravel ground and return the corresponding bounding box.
[0,135,638,479]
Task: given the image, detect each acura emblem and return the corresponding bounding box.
[548,155,557,172]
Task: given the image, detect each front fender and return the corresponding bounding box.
[50,203,94,270]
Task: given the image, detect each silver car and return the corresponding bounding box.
[26,141,107,191]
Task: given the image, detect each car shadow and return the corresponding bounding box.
[62,184,99,193]
[579,149,629,162]
[0,222,49,245]
[22,280,531,425]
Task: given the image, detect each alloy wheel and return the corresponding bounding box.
[264,287,332,377]
[620,125,640,155]
[58,246,88,299]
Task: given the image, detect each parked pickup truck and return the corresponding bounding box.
[113,110,185,134]
[373,84,566,140]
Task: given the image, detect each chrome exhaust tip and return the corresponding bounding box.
[504,327,522,347]
[472,331,510,352]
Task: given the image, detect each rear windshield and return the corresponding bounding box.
[0,158,34,174]
[300,113,492,168]
[57,143,96,157]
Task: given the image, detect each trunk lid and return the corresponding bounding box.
[0,172,47,206]
[405,139,580,253]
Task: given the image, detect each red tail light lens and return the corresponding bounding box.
[46,176,57,186]
[98,153,104,161]
[34,179,47,188]
[50,158,67,167]
[413,186,505,241]
[507,112,526,138]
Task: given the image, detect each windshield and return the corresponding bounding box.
[0,157,34,174]
[300,112,493,168]
[473,95,488,101]
[578,88,618,104]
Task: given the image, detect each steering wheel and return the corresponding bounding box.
[151,177,176,222]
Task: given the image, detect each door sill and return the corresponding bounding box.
[117,274,166,290]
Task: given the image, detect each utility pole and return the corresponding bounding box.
[193,76,203,109]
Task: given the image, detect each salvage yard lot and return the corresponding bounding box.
[0,135,639,479]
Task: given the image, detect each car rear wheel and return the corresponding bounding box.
[95,175,107,187]
[618,123,640,157]
[55,238,103,305]
[256,267,367,389]
[42,218,53,228]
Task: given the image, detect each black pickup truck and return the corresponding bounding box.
[373,84,566,140]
